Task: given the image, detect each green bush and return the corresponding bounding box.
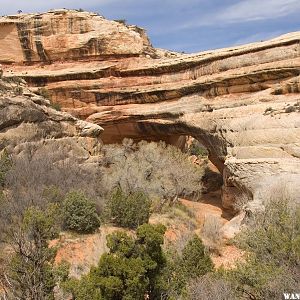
[106,231,135,257]
[62,191,100,233]
[63,275,102,300]
[50,102,61,111]
[105,188,151,229]
[156,235,213,298]
[64,224,166,300]
[222,188,300,299]
[188,139,208,157]
[0,149,11,187]
[37,87,50,99]
[155,249,186,299]
[2,204,68,299]
[182,235,214,278]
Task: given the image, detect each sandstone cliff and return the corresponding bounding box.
[0,10,299,209]
[0,9,158,63]
[0,66,103,165]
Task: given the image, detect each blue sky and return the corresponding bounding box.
[1,0,300,53]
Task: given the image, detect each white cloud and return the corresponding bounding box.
[233,30,285,46]
[218,0,300,23]
[181,0,300,29]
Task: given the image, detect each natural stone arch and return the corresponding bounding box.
[89,97,300,212]
[99,119,226,171]
[1,11,299,211]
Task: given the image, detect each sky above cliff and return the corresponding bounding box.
[1,0,300,53]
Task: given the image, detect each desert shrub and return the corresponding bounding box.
[62,191,100,233]
[50,101,62,111]
[0,204,68,300]
[169,201,195,218]
[106,231,135,256]
[135,223,166,272]
[188,139,208,157]
[162,201,197,232]
[0,149,11,187]
[14,86,23,95]
[3,144,103,213]
[224,257,296,299]
[37,87,50,99]
[63,274,102,300]
[201,215,223,254]
[237,188,299,265]
[155,248,187,299]
[258,266,300,300]
[182,235,214,278]
[100,139,204,206]
[64,224,166,300]
[186,273,236,300]
[5,76,23,84]
[3,139,201,219]
[42,185,64,204]
[114,19,127,25]
[156,235,213,299]
[105,187,151,229]
[223,186,300,299]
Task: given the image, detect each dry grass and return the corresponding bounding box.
[201,215,223,254]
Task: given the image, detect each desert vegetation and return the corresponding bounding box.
[187,139,208,157]
[64,224,166,300]
[222,188,300,299]
[0,138,299,300]
[157,234,214,299]
[104,188,151,229]
[1,7,300,299]
[0,139,206,298]
[62,191,100,234]
[0,202,68,299]
[100,139,204,203]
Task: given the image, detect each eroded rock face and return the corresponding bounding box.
[1,10,300,209]
[0,70,103,165]
[0,9,158,63]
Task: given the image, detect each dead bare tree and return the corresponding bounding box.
[0,204,61,300]
[100,139,205,209]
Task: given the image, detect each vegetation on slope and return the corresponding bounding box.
[0,139,299,299]
[62,191,100,234]
[104,187,151,229]
[0,139,206,299]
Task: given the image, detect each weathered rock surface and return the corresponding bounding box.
[1,10,300,209]
[0,68,103,163]
[0,9,159,63]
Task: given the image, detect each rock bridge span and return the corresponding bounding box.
[1,10,299,209]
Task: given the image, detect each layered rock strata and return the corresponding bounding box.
[1,10,299,209]
[0,67,103,165]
